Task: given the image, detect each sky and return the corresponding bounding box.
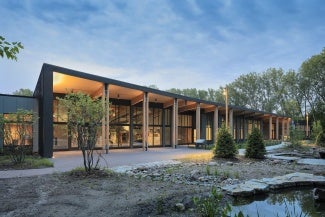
[1,0,324,94]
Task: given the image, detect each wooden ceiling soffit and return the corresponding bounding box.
[177,100,188,108]
[236,110,249,116]
[91,85,104,98]
[163,99,176,108]
[204,106,217,113]
[131,93,144,105]
[179,103,197,113]
[253,113,266,119]
[242,111,256,117]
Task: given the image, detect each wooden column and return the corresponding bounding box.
[282,119,285,141]
[105,84,110,149]
[276,117,279,140]
[229,109,233,136]
[171,98,178,148]
[213,106,219,143]
[196,103,201,140]
[269,116,273,140]
[142,92,149,151]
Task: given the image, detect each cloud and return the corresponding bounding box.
[0,0,324,95]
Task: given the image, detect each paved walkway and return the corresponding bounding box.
[0,146,211,179]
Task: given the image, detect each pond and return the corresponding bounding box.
[230,188,325,217]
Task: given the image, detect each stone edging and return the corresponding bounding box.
[222,172,325,196]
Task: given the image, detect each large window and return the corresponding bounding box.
[164,109,171,146]
[110,103,130,147]
[110,105,130,124]
[109,125,130,147]
[148,108,162,146]
[132,106,164,147]
[2,113,33,147]
[53,98,102,150]
[206,114,213,141]
[178,114,193,145]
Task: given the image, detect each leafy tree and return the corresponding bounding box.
[198,89,208,100]
[166,88,182,95]
[58,92,104,173]
[245,127,266,159]
[299,48,325,130]
[13,88,33,96]
[227,72,263,110]
[214,125,237,158]
[147,84,159,89]
[0,109,36,163]
[0,36,24,61]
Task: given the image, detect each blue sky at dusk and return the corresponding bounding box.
[1,0,324,94]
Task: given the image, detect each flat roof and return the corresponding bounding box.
[40,63,289,120]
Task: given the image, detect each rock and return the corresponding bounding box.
[175,203,185,211]
[190,169,200,180]
[313,188,325,202]
[152,173,161,177]
[208,161,218,166]
[181,195,194,209]
[198,176,208,182]
[222,173,325,197]
[226,161,233,166]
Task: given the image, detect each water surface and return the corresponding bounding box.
[230,188,325,217]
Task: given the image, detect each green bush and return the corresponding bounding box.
[214,125,237,158]
[316,131,325,147]
[193,187,231,217]
[311,121,323,141]
[289,127,304,147]
[245,127,266,159]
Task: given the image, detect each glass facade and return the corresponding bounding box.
[51,94,272,151]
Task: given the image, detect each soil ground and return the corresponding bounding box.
[0,146,324,217]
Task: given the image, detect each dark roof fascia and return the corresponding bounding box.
[230,104,286,118]
[0,93,36,99]
[42,63,287,119]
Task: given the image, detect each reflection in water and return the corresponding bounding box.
[230,188,325,217]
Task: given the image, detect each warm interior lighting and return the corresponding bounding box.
[53,72,63,85]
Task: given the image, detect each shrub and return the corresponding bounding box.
[311,120,323,141]
[58,92,104,174]
[316,131,325,147]
[214,125,237,158]
[193,187,231,217]
[245,127,266,159]
[288,126,304,147]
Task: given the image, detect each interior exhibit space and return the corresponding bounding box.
[0,64,291,158]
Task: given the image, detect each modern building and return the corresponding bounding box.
[0,63,291,158]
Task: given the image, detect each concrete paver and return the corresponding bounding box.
[0,146,210,179]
